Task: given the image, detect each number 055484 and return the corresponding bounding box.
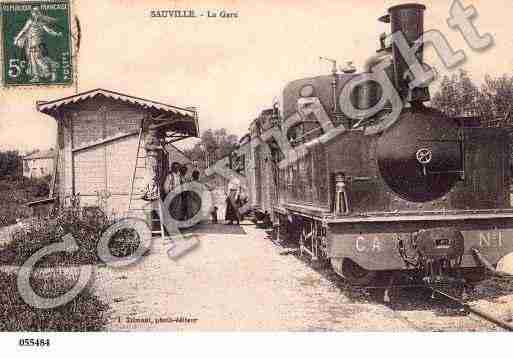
[19,338,50,347]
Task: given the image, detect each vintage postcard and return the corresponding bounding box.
[1,0,513,355]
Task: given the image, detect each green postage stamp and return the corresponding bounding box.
[1,1,72,86]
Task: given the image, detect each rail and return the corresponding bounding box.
[431,287,513,331]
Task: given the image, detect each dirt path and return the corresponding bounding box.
[92,224,513,331]
[92,224,409,331]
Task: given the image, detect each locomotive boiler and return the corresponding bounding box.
[231,3,513,286]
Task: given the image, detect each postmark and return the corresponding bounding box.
[1,0,72,86]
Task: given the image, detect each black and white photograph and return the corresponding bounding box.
[1,0,512,357]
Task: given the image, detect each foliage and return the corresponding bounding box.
[0,149,50,226]
[0,176,50,226]
[480,74,513,123]
[108,227,141,258]
[0,205,141,266]
[184,128,239,167]
[432,70,513,126]
[0,150,21,178]
[431,70,479,117]
[0,270,109,331]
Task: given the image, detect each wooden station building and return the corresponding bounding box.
[36,88,199,217]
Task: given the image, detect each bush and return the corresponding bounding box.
[0,204,142,266]
[0,176,51,226]
[0,270,109,331]
[0,150,21,178]
[28,178,50,198]
[108,228,141,258]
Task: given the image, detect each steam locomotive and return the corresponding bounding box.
[229,3,513,286]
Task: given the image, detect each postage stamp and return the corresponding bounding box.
[1,0,72,86]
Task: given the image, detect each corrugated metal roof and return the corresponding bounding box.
[23,149,56,160]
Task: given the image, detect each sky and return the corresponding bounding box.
[0,0,512,152]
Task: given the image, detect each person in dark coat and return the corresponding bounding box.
[225,177,243,225]
[225,188,240,225]
[177,165,189,220]
[211,206,219,223]
[185,170,202,220]
[163,162,181,197]
[165,162,183,221]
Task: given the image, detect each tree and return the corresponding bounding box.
[431,69,481,117]
[184,128,239,168]
[480,74,513,125]
[431,71,513,127]
[0,151,21,178]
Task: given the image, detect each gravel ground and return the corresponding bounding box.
[90,223,513,332]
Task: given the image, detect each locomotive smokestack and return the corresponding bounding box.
[385,3,428,103]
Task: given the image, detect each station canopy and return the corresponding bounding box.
[37,88,199,142]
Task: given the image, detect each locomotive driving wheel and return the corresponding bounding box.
[337,258,377,286]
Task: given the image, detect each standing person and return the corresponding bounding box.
[191,169,200,182]
[225,177,241,225]
[142,125,163,201]
[179,165,189,184]
[163,162,182,220]
[163,162,181,196]
[186,170,202,220]
[211,206,219,223]
[237,188,248,222]
[178,165,189,220]
[13,6,62,82]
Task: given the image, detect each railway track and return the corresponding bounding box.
[273,238,513,332]
[429,287,513,331]
[381,285,510,332]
